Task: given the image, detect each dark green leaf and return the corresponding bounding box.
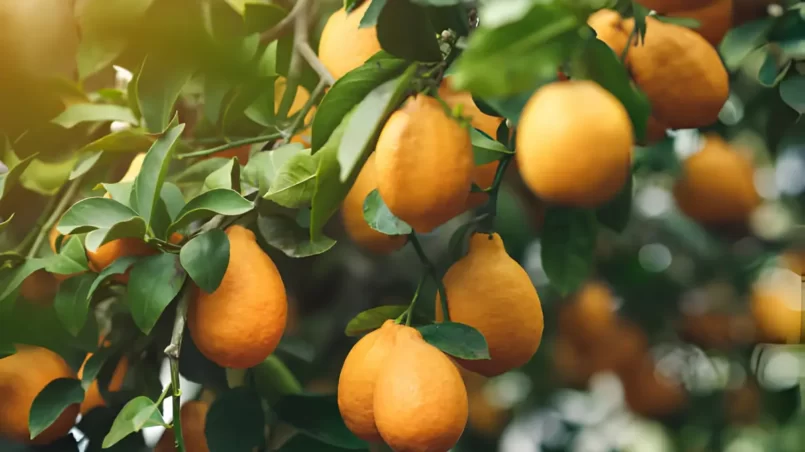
[206,388,265,452]
[720,18,774,70]
[418,322,490,360]
[173,158,230,185]
[102,396,165,448]
[257,215,337,258]
[166,189,253,236]
[312,56,406,152]
[45,237,90,276]
[0,258,49,300]
[338,67,416,181]
[84,217,148,252]
[244,2,288,34]
[80,347,115,389]
[447,220,478,262]
[85,256,140,306]
[0,153,37,200]
[29,378,84,439]
[359,0,387,28]
[541,207,598,295]
[203,157,242,194]
[274,394,367,449]
[276,337,316,363]
[242,144,307,196]
[51,104,137,129]
[136,55,195,133]
[780,75,805,114]
[180,230,230,294]
[102,182,134,206]
[0,342,15,359]
[362,189,412,235]
[376,0,442,62]
[127,253,186,334]
[280,435,368,452]
[470,128,512,165]
[758,46,791,87]
[345,305,408,336]
[53,274,96,337]
[161,182,187,221]
[655,15,700,29]
[70,151,104,180]
[310,115,352,238]
[264,151,320,208]
[253,355,303,404]
[130,123,185,226]
[596,175,633,233]
[79,129,155,154]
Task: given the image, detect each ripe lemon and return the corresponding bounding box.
[557,281,616,346]
[437,233,544,376]
[187,225,287,369]
[20,270,60,305]
[750,265,803,344]
[516,80,633,207]
[438,77,505,210]
[338,320,401,442]
[341,153,407,255]
[319,1,382,80]
[673,134,759,225]
[77,355,129,415]
[623,16,729,129]
[666,0,733,45]
[375,94,474,232]
[374,325,468,452]
[588,9,630,52]
[87,238,160,283]
[0,345,80,444]
[155,400,210,452]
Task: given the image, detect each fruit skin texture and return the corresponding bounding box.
[516,81,633,207]
[436,233,544,377]
[155,400,210,452]
[666,0,733,45]
[342,153,407,255]
[188,225,287,369]
[319,1,382,80]
[438,77,505,210]
[673,134,759,225]
[588,9,630,52]
[337,320,401,442]
[0,345,80,444]
[623,16,729,130]
[375,95,474,232]
[374,326,468,452]
[87,238,160,284]
[77,355,129,415]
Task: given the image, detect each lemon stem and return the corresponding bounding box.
[478,154,512,232]
[621,26,638,63]
[409,233,449,321]
[405,273,427,326]
[164,287,190,452]
[177,133,283,160]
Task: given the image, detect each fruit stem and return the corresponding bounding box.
[23,177,83,258]
[621,26,638,63]
[282,78,328,141]
[404,272,427,326]
[164,287,190,452]
[409,234,450,321]
[478,154,513,232]
[176,133,284,160]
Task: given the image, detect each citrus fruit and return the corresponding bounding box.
[673,134,760,225]
[0,345,80,444]
[374,325,468,452]
[77,354,129,415]
[750,265,803,344]
[621,357,688,418]
[438,77,505,210]
[623,16,729,129]
[87,238,159,283]
[155,400,210,452]
[557,281,616,346]
[338,320,401,442]
[588,9,630,52]
[342,153,407,255]
[666,0,733,45]
[188,225,287,369]
[516,80,633,207]
[375,94,474,232]
[19,270,60,305]
[319,1,382,80]
[437,233,544,376]
[119,153,145,183]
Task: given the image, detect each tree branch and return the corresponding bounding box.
[164,290,190,452]
[25,177,83,258]
[409,234,449,321]
[176,133,283,160]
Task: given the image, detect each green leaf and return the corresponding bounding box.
[337,67,416,181]
[264,151,320,208]
[362,189,412,235]
[173,157,230,186]
[79,129,155,154]
[376,0,442,62]
[0,258,50,301]
[180,230,229,294]
[596,175,633,233]
[451,3,581,98]
[312,56,406,152]
[51,104,137,129]
[720,18,774,70]
[84,217,148,252]
[418,322,490,360]
[70,151,104,180]
[53,274,96,337]
[130,123,186,226]
[244,75,279,127]
[758,46,791,87]
[58,197,142,235]
[310,118,350,238]
[102,396,165,448]
[359,0,386,27]
[166,189,253,236]
[470,128,512,165]
[280,435,368,452]
[203,158,242,193]
[102,182,134,206]
[242,144,307,196]
[655,15,700,29]
[257,215,337,258]
[541,207,597,296]
[136,55,195,133]
[127,253,186,334]
[344,305,408,337]
[573,38,651,142]
[85,256,140,303]
[0,342,15,359]
[17,154,78,197]
[45,237,90,276]
[161,182,187,222]
[206,388,265,452]
[244,3,288,34]
[29,378,84,440]
[274,394,367,449]
[0,153,37,200]
[80,346,114,389]
[781,75,805,114]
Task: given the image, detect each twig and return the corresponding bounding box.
[25,178,83,258]
[296,42,335,86]
[176,133,283,160]
[260,0,307,44]
[409,234,449,321]
[281,78,328,140]
[621,26,638,63]
[164,291,190,452]
[276,0,310,120]
[404,272,427,326]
